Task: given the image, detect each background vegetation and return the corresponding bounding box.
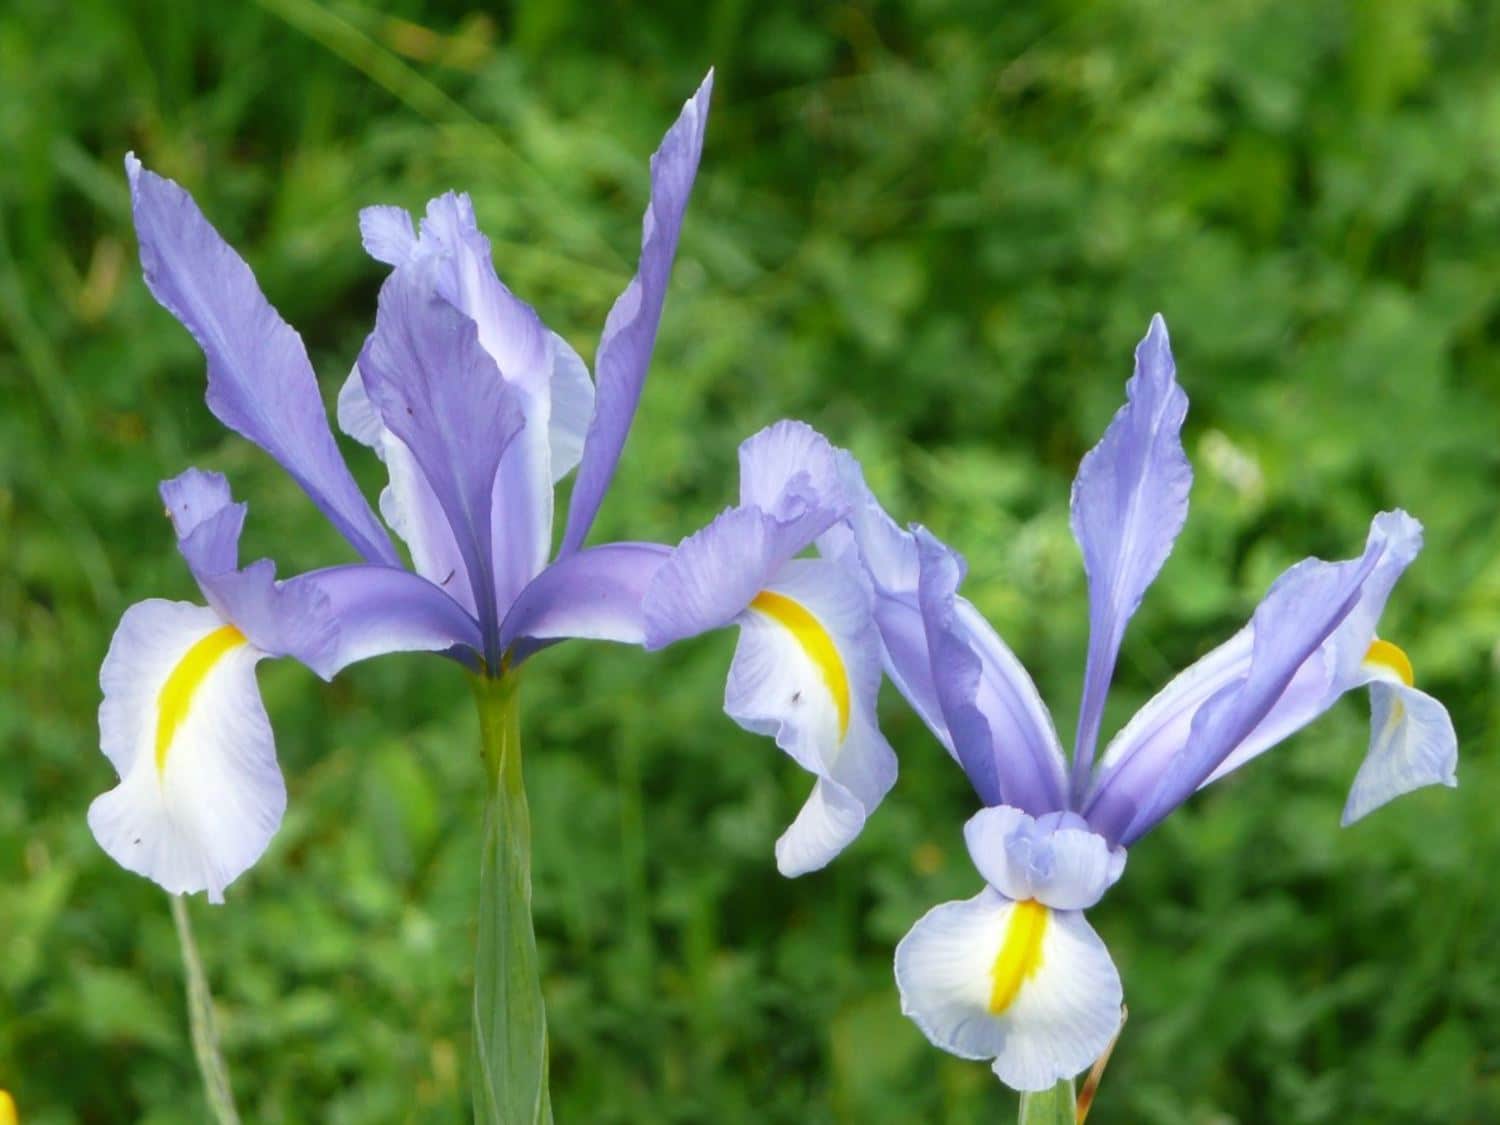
[2,0,1497,1120]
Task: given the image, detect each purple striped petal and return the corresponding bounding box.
[499,542,672,653]
[126,156,396,566]
[560,71,713,555]
[357,258,526,660]
[1068,314,1191,792]
[915,529,1069,814]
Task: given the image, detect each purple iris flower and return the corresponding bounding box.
[826,315,1459,1091]
[89,74,713,903]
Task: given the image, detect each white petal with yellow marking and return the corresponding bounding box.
[89,599,284,903]
[1340,639,1457,825]
[895,888,1123,1092]
[727,559,896,876]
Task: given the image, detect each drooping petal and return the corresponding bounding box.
[357,257,527,657]
[158,469,339,674]
[90,599,284,903]
[723,559,896,875]
[894,888,1124,1093]
[1108,541,1383,846]
[1068,314,1192,790]
[643,420,847,644]
[285,564,484,676]
[915,529,1069,815]
[126,156,396,566]
[963,807,1125,912]
[498,542,672,653]
[1085,512,1425,843]
[1342,679,1457,825]
[560,72,713,555]
[817,452,952,748]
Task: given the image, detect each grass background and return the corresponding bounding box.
[2,0,1498,1120]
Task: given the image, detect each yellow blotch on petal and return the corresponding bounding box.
[1365,638,1414,687]
[988,899,1049,1015]
[0,1089,17,1125]
[749,590,851,738]
[155,625,247,775]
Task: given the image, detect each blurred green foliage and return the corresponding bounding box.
[2,0,1498,1120]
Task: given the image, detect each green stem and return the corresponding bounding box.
[169,894,242,1125]
[470,671,553,1124]
[1018,1079,1075,1125]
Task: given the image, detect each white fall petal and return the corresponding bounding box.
[89,599,285,903]
[894,888,1123,1092]
[725,559,897,876]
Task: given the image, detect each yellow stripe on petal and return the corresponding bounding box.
[1364,638,1414,687]
[989,899,1049,1015]
[749,590,851,738]
[0,1089,15,1125]
[155,624,246,775]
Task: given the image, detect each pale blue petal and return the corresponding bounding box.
[1342,681,1458,825]
[498,542,672,652]
[1068,314,1191,789]
[127,156,395,566]
[560,72,713,554]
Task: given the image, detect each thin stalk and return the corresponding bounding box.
[470,671,553,1124]
[1018,1078,1075,1125]
[169,894,242,1125]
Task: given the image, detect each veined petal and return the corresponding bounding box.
[358,258,526,657]
[90,600,284,903]
[560,71,713,555]
[894,889,1123,1093]
[725,559,896,875]
[126,156,395,566]
[1069,315,1192,789]
[1086,512,1425,843]
[1342,679,1457,825]
[498,542,671,654]
[964,806,1125,911]
[285,564,483,676]
[738,420,843,522]
[916,529,1068,815]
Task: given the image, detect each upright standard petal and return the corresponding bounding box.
[723,560,896,875]
[126,156,396,566]
[916,529,1069,815]
[90,600,284,902]
[358,259,526,660]
[1108,541,1383,845]
[560,71,713,555]
[895,888,1124,1092]
[1068,314,1192,791]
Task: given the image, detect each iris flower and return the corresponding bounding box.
[90,74,713,902]
[827,316,1458,1091]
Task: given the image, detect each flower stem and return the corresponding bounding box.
[1018,1079,1075,1125]
[470,671,553,1124]
[169,894,242,1125]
